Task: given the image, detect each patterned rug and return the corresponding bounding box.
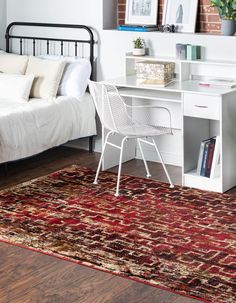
[0,165,235,303]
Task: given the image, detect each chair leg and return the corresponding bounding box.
[152,138,174,188]
[115,137,127,197]
[137,139,151,178]
[93,131,113,185]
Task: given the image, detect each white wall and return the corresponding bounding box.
[7,0,101,28]
[0,0,6,49]
[5,0,236,166]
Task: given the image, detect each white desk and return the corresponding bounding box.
[102,55,236,193]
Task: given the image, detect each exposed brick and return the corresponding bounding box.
[207,14,221,23]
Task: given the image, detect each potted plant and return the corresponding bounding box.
[132,37,145,56]
[211,0,236,35]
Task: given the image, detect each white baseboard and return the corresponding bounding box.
[65,137,181,167]
[135,148,182,167]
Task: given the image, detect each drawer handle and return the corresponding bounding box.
[194,105,208,108]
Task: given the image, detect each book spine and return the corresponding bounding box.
[210,136,220,178]
[117,26,158,32]
[197,141,205,175]
[117,26,147,32]
[200,141,210,177]
[205,139,216,177]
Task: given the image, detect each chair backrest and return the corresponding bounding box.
[88,80,132,132]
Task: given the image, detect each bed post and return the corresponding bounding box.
[5,25,10,52]
[89,136,94,153]
[4,163,8,176]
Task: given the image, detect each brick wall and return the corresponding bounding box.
[118,0,221,34]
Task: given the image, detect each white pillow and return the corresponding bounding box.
[25,56,66,99]
[0,73,34,101]
[39,55,91,97]
[0,52,29,74]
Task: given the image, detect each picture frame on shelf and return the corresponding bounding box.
[162,0,199,33]
[125,0,158,25]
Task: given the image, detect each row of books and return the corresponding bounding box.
[197,136,220,178]
[117,24,158,32]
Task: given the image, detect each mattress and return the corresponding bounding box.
[0,93,96,163]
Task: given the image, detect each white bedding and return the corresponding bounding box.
[0,93,96,163]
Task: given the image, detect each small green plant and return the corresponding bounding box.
[211,0,236,20]
[133,37,145,49]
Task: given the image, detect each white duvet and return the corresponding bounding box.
[0,93,96,163]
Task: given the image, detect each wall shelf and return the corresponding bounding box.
[103,28,236,38]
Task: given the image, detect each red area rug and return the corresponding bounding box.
[0,165,235,303]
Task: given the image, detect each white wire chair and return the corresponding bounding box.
[89,80,174,196]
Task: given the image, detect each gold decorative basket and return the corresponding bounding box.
[135,61,175,86]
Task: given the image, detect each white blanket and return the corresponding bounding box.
[0,93,96,163]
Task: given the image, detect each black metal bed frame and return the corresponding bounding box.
[5,22,95,153]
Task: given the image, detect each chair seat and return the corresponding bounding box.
[117,124,171,138]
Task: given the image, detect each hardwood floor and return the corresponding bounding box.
[0,146,234,303]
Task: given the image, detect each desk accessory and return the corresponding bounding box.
[135,60,175,86]
[176,43,186,59]
[117,25,158,32]
[132,37,145,56]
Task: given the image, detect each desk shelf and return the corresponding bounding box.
[118,87,181,103]
[125,53,236,88]
[125,53,236,67]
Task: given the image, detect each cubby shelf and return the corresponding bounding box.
[125,52,236,66]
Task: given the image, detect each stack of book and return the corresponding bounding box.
[117,25,158,32]
[197,136,220,178]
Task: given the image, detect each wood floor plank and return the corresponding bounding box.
[0,146,229,303]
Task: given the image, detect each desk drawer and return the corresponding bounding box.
[184,93,220,120]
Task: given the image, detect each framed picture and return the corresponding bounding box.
[162,0,199,33]
[125,0,158,25]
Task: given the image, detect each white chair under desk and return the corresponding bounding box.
[89,80,174,196]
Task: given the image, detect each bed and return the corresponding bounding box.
[0,22,96,164]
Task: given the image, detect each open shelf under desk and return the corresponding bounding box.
[118,87,181,103]
[184,169,221,192]
[104,76,234,96]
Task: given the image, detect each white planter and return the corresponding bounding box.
[132,48,145,56]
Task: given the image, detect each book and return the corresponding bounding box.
[199,78,236,88]
[200,140,211,177]
[117,25,158,32]
[205,138,216,177]
[197,139,208,175]
[210,136,220,178]
[197,136,220,178]
[119,24,158,28]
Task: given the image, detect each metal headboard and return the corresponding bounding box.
[5,22,95,79]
